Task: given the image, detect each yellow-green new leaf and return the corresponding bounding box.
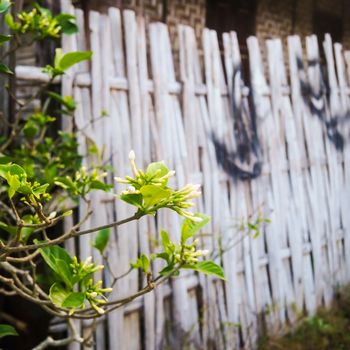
[184,261,225,280]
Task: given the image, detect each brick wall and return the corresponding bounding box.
[82,0,350,70]
[255,0,348,47]
[84,0,205,48]
[82,0,206,78]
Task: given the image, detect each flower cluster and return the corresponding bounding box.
[115,151,202,221]
[174,238,209,265]
[71,256,112,314]
[55,166,111,197]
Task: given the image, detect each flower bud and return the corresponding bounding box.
[192,238,199,246]
[48,211,57,220]
[128,150,136,161]
[114,177,129,184]
[93,305,105,315]
[84,256,92,266]
[189,215,203,223]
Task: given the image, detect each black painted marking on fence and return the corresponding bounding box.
[212,66,263,181]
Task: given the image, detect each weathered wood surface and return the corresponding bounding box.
[15,3,350,348]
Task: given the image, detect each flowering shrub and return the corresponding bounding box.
[0,2,224,347]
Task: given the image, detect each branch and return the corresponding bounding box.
[6,249,40,263]
[32,319,83,350]
[0,213,141,254]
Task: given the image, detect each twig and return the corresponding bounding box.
[1,212,141,254]
[32,319,83,350]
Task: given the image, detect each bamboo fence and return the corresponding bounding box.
[15,3,350,349]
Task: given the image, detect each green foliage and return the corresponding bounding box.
[183,261,225,280]
[181,214,210,244]
[0,62,12,74]
[39,244,74,288]
[0,324,18,338]
[258,286,350,350]
[39,246,111,314]
[133,215,225,281]
[0,34,10,45]
[131,253,150,274]
[93,228,110,255]
[5,4,78,39]
[237,213,271,239]
[43,49,92,78]
[0,163,50,201]
[0,0,10,14]
[55,166,112,197]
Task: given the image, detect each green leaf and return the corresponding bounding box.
[49,282,70,307]
[0,0,11,13]
[120,192,143,208]
[32,183,49,197]
[0,156,12,164]
[47,91,76,111]
[54,48,65,68]
[55,259,74,288]
[153,252,169,262]
[4,13,15,29]
[3,164,27,179]
[181,214,210,244]
[44,164,58,183]
[140,254,150,272]
[184,261,225,280]
[54,176,76,192]
[20,227,34,243]
[0,63,12,74]
[34,3,52,17]
[93,228,110,254]
[56,50,92,71]
[0,324,18,338]
[0,34,11,45]
[89,180,112,192]
[161,229,171,250]
[62,210,73,217]
[160,229,175,256]
[7,174,20,198]
[23,120,39,138]
[146,161,169,179]
[39,245,74,287]
[42,64,64,78]
[140,185,171,208]
[55,13,79,35]
[0,164,27,198]
[17,184,33,196]
[159,264,176,277]
[131,254,150,273]
[20,215,36,242]
[62,292,85,308]
[0,221,17,235]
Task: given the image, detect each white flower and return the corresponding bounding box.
[127,185,136,192]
